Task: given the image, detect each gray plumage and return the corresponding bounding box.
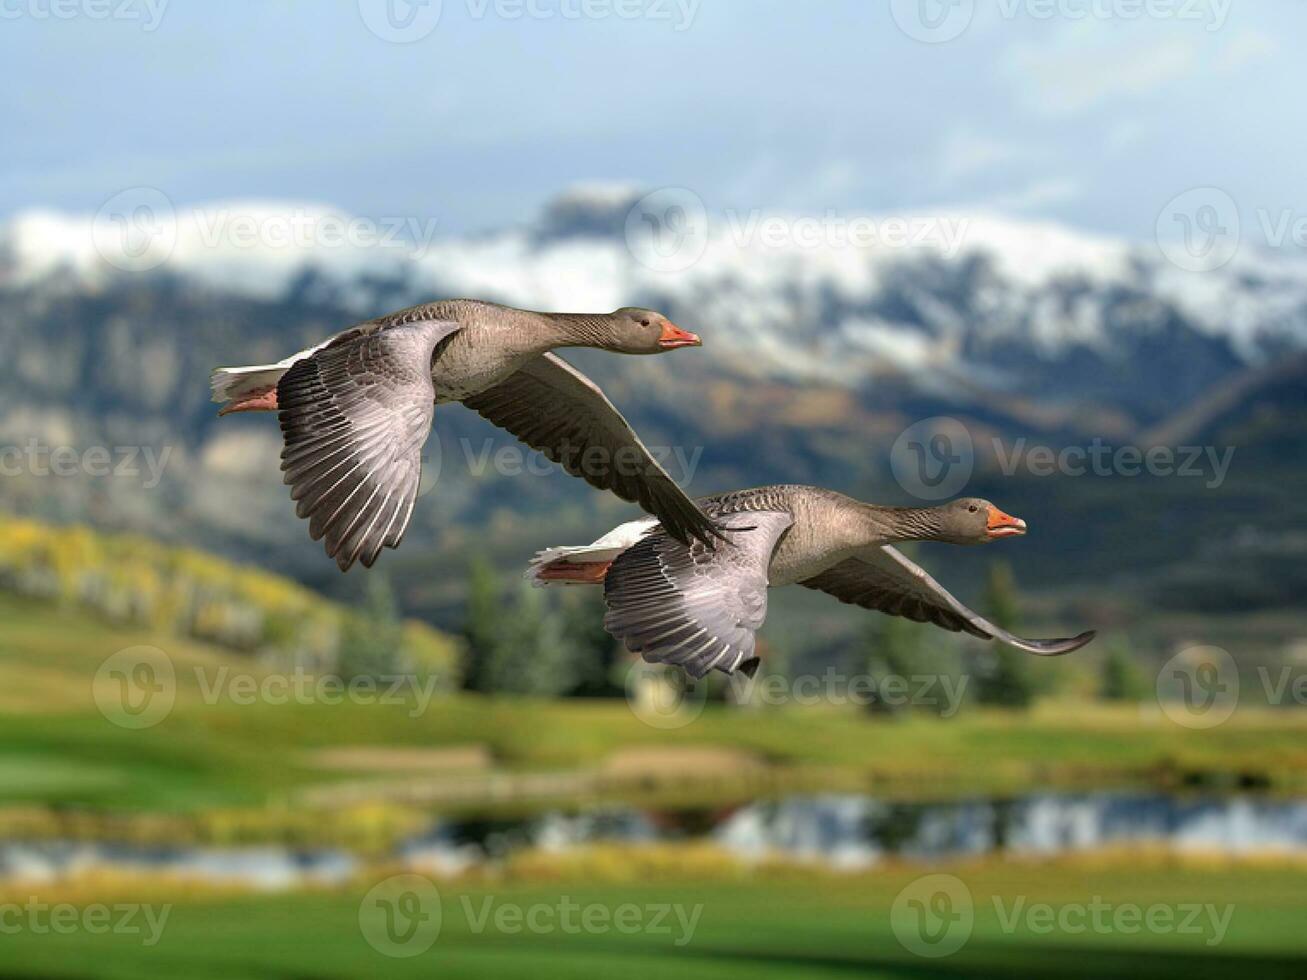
[213,299,718,570]
[540,484,1095,678]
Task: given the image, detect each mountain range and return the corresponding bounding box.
[2,185,1303,643]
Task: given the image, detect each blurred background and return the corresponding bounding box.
[1,1,1305,977]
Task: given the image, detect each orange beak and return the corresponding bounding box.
[657,321,702,349]
[986,506,1027,539]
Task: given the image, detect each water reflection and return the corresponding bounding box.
[3,792,1305,885]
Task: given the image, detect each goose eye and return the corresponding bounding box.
[640,319,650,327]
[968,504,978,513]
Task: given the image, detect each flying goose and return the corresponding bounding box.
[528,484,1095,678]
[211,299,718,570]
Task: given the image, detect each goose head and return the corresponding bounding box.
[934,497,1027,545]
[604,308,701,354]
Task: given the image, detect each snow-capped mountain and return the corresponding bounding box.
[5,184,1307,410]
[1,186,1304,616]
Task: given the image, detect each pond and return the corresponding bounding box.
[3,791,1304,887]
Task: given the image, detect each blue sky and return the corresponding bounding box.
[2,0,1302,239]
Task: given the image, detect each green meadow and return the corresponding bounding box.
[0,864,1302,979]
[2,591,1307,816]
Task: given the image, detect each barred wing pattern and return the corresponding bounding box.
[603,510,793,678]
[462,353,723,548]
[801,546,1095,655]
[276,318,461,571]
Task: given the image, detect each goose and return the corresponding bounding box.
[211,299,719,571]
[528,484,1095,678]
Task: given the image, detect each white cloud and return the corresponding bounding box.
[986,177,1085,212]
[1002,25,1198,115]
[936,127,1031,182]
[1214,29,1277,74]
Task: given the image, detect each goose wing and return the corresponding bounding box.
[800,546,1095,655]
[276,317,461,571]
[602,510,793,678]
[462,352,723,548]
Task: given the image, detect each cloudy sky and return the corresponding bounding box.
[2,0,1300,239]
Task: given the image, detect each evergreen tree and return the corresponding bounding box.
[337,573,404,679]
[859,614,964,717]
[559,588,622,697]
[1101,640,1147,701]
[460,556,503,693]
[482,583,576,696]
[972,560,1040,708]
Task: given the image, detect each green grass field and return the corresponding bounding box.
[2,593,1307,813]
[0,864,1301,979]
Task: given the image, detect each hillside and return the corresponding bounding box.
[1,189,1305,644]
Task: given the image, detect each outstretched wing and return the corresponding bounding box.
[800,546,1095,656]
[603,511,793,678]
[276,318,461,571]
[462,353,724,548]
